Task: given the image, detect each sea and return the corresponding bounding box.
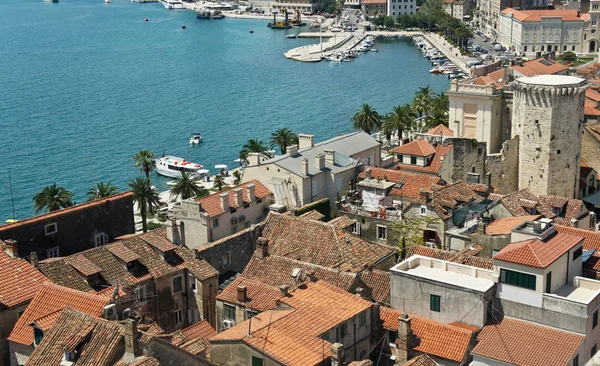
[0,0,450,220]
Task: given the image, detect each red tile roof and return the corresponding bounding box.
[471,68,511,89]
[359,269,390,304]
[512,58,568,76]
[418,181,488,220]
[501,8,583,21]
[170,320,216,356]
[472,317,584,366]
[195,180,271,217]
[425,124,454,137]
[359,167,443,200]
[8,283,109,346]
[216,276,283,312]
[107,242,140,263]
[0,250,48,308]
[402,354,437,366]
[556,225,600,250]
[499,189,586,223]
[380,307,472,363]
[494,232,583,268]
[406,245,492,269]
[66,254,102,276]
[587,88,600,102]
[394,143,453,175]
[0,192,132,233]
[212,281,373,366]
[392,139,436,157]
[485,215,542,235]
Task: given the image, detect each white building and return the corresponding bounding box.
[582,1,600,54]
[442,0,470,20]
[498,8,584,55]
[387,0,416,18]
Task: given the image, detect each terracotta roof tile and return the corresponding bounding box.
[425,124,454,137]
[107,242,140,263]
[8,283,109,346]
[0,250,48,308]
[329,215,357,230]
[392,139,436,157]
[359,167,442,200]
[472,317,583,366]
[359,269,390,304]
[299,209,325,221]
[216,276,283,312]
[169,320,215,356]
[195,180,271,217]
[420,181,488,220]
[380,307,472,363]
[494,232,583,268]
[587,88,600,102]
[66,254,102,276]
[261,213,394,272]
[485,215,542,235]
[140,229,178,253]
[406,245,492,269]
[499,188,586,222]
[512,58,568,76]
[394,143,453,175]
[556,225,600,250]
[501,7,583,21]
[402,354,437,366]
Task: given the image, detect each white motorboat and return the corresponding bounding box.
[160,0,185,9]
[189,134,202,144]
[155,156,208,178]
[44,0,59,3]
[105,0,111,3]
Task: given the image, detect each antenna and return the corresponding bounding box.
[8,174,16,222]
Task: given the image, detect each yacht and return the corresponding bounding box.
[160,0,185,9]
[189,134,202,144]
[155,156,208,178]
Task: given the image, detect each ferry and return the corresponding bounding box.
[155,156,208,178]
[160,0,185,9]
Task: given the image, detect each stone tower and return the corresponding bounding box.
[511,75,587,199]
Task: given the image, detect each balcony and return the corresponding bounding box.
[339,201,403,222]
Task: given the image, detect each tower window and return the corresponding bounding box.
[557,150,561,155]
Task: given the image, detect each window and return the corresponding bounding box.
[352,222,361,236]
[174,309,183,326]
[430,294,441,312]
[573,45,576,51]
[246,309,258,320]
[190,275,197,291]
[231,226,237,234]
[574,247,583,261]
[500,269,536,290]
[359,312,367,327]
[244,221,250,229]
[594,310,598,329]
[34,327,44,346]
[410,156,417,165]
[420,205,427,216]
[336,323,348,339]
[546,271,552,293]
[212,218,219,228]
[557,150,561,155]
[377,225,387,240]
[224,304,235,320]
[252,356,264,366]
[44,223,57,236]
[492,249,500,257]
[172,276,183,294]
[222,252,230,267]
[94,232,109,247]
[47,247,60,258]
[593,344,598,358]
[574,354,579,366]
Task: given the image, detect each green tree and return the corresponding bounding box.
[411,86,434,118]
[239,139,272,161]
[384,104,416,143]
[213,174,226,191]
[33,183,75,213]
[169,172,208,200]
[133,150,156,178]
[384,15,395,29]
[391,215,442,247]
[128,177,160,233]
[352,104,383,135]
[269,128,299,155]
[425,93,449,129]
[562,51,577,62]
[87,182,118,201]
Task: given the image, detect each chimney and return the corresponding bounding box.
[298,134,314,148]
[365,168,372,179]
[331,343,345,366]
[279,285,289,297]
[30,252,39,268]
[324,149,335,166]
[4,239,17,257]
[301,158,309,176]
[256,237,269,259]
[306,269,317,282]
[234,188,244,207]
[220,193,230,211]
[315,154,325,170]
[355,287,365,298]
[123,319,141,363]
[237,285,247,302]
[247,184,256,202]
[288,144,299,157]
[396,314,413,363]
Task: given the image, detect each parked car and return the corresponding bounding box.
[493,43,503,51]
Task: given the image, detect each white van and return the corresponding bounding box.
[466,59,482,67]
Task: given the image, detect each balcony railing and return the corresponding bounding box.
[339,202,403,222]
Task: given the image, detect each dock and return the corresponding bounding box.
[284,32,368,62]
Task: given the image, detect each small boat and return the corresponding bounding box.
[44,0,59,3]
[105,0,111,3]
[155,156,208,178]
[160,0,185,9]
[286,34,298,39]
[190,134,202,144]
[370,48,378,52]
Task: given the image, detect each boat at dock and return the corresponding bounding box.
[160,0,185,9]
[268,11,292,29]
[286,34,298,39]
[196,9,224,19]
[155,156,208,178]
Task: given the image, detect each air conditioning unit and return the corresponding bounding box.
[239,215,246,222]
[231,217,238,225]
[222,319,235,329]
[426,241,436,248]
[122,308,132,320]
[103,304,118,320]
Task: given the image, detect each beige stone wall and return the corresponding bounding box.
[487,135,519,194]
[1,304,27,365]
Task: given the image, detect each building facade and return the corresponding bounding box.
[387,0,416,18]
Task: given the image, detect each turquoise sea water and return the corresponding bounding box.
[0,0,449,219]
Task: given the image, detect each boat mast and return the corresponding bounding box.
[8,174,16,221]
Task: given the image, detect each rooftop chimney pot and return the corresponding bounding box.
[237,285,247,302]
[234,188,244,207]
[220,193,230,211]
[288,145,299,157]
[298,134,314,148]
[123,319,141,363]
[247,184,256,202]
[279,285,289,297]
[301,158,309,176]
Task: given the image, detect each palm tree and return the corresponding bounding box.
[269,128,299,155]
[169,172,208,200]
[412,86,434,118]
[239,139,272,161]
[133,150,156,178]
[87,182,118,201]
[384,104,416,143]
[33,183,74,213]
[382,114,395,142]
[213,174,225,191]
[352,104,383,135]
[128,177,160,233]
